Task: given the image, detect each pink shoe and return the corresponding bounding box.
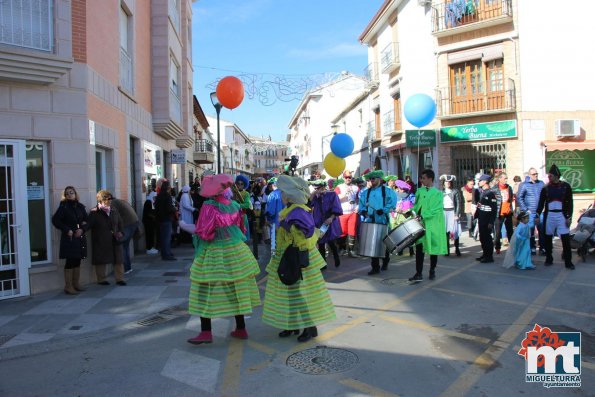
[187,331,212,345]
[230,329,248,339]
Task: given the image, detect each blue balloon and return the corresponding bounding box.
[330,133,354,158]
[404,94,437,128]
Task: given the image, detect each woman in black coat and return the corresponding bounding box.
[86,190,126,286]
[52,186,88,295]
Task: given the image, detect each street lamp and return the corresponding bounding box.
[210,92,223,174]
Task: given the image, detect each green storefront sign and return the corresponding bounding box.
[405,130,436,148]
[440,120,517,142]
[546,149,595,193]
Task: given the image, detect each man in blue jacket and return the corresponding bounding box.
[517,167,545,255]
[358,170,397,275]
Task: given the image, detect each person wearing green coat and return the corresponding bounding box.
[409,169,447,282]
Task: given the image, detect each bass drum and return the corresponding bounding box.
[358,222,388,258]
[384,218,425,253]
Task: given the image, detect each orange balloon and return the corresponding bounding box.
[216,76,245,109]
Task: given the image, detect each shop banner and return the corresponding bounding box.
[406,130,436,148]
[440,120,517,142]
[546,149,595,193]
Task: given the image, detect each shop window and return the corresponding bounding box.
[25,142,50,264]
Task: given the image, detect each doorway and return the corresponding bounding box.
[0,140,31,299]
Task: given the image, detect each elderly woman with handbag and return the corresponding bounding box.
[262,175,336,343]
[180,174,261,345]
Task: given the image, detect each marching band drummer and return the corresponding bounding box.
[409,169,447,282]
[358,170,397,275]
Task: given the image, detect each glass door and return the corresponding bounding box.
[0,140,30,299]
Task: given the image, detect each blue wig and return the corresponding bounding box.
[235,174,250,189]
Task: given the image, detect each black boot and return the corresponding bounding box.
[297,326,318,342]
[279,330,299,337]
[445,233,450,256]
[544,234,554,265]
[454,238,461,256]
[561,234,575,269]
[347,236,359,258]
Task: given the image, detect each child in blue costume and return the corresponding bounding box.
[503,210,535,270]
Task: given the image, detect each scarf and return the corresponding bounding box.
[464,185,473,193]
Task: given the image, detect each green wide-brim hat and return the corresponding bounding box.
[363,170,385,181]
[383,175,397,182]
[309,179,326,186]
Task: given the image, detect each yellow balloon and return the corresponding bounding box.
[323,153,346,178]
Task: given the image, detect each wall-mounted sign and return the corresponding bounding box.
[89,120,95,145]
[171,149,186,164]
[405,129,436,148]
[27,185,44,200]
[546,149,595,193]
[440,120,517,143]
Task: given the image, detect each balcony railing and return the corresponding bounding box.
[432,0,513,34]
[194,139,213,153]
[367,120,380,141]
[380,42,400,74]
[0,0,52,51]
[119,47,134,94]
[193,139,214,164]
[435,78,516,118]
[363,62,379,84]
[383,110,394,135]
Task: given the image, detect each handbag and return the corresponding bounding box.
[277,244,309,286]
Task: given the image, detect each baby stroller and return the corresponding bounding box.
[570,205,595,262]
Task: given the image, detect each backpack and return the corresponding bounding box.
[277,244,309,286]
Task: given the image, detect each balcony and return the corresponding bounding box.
[435,78,516,119]
[193,139,214,164]
[367,120,380,142]
[363,62,379,86]
[380,42,400,74]
[431,0,513,37]
[382,110,403,137]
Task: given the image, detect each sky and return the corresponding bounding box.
[191,0,386,142]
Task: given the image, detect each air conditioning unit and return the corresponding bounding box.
[554,119,580,137]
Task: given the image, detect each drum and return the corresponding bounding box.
[358,222,388,258]
[384,218,425,253]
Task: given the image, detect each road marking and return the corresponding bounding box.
[247,339,278,355]
[340,378,401,397]
[379,316,492,345]
[545,306,595,319]
[433,287,528,306]
[220,339,245,397]
[439,269,568,397]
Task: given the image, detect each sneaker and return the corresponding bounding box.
[539,248,546,256]
[146,248,159,255]
[124,269,133,275]
[116,280,127,286]
[162,256,177,261]
[530,248,536,255]
[408,273,423,282]
[368,269,380,275]
[565,263,575,270]
[429,270,436,280]
[480,257,494,263]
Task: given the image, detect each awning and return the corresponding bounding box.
[385,142,406,152]
[544,141,595,151]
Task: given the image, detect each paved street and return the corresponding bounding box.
[0,237,593,397]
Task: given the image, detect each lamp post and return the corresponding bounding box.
[210,92,223,174]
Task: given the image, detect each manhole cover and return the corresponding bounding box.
[137,315,168,327]
[286,346,358,375]
[162,271,187,277]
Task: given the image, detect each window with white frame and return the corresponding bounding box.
[119,5,134,94]
[170,56,180,97]
[169,0,180,33]
[95,148,107,192]
[0,0,53,51]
